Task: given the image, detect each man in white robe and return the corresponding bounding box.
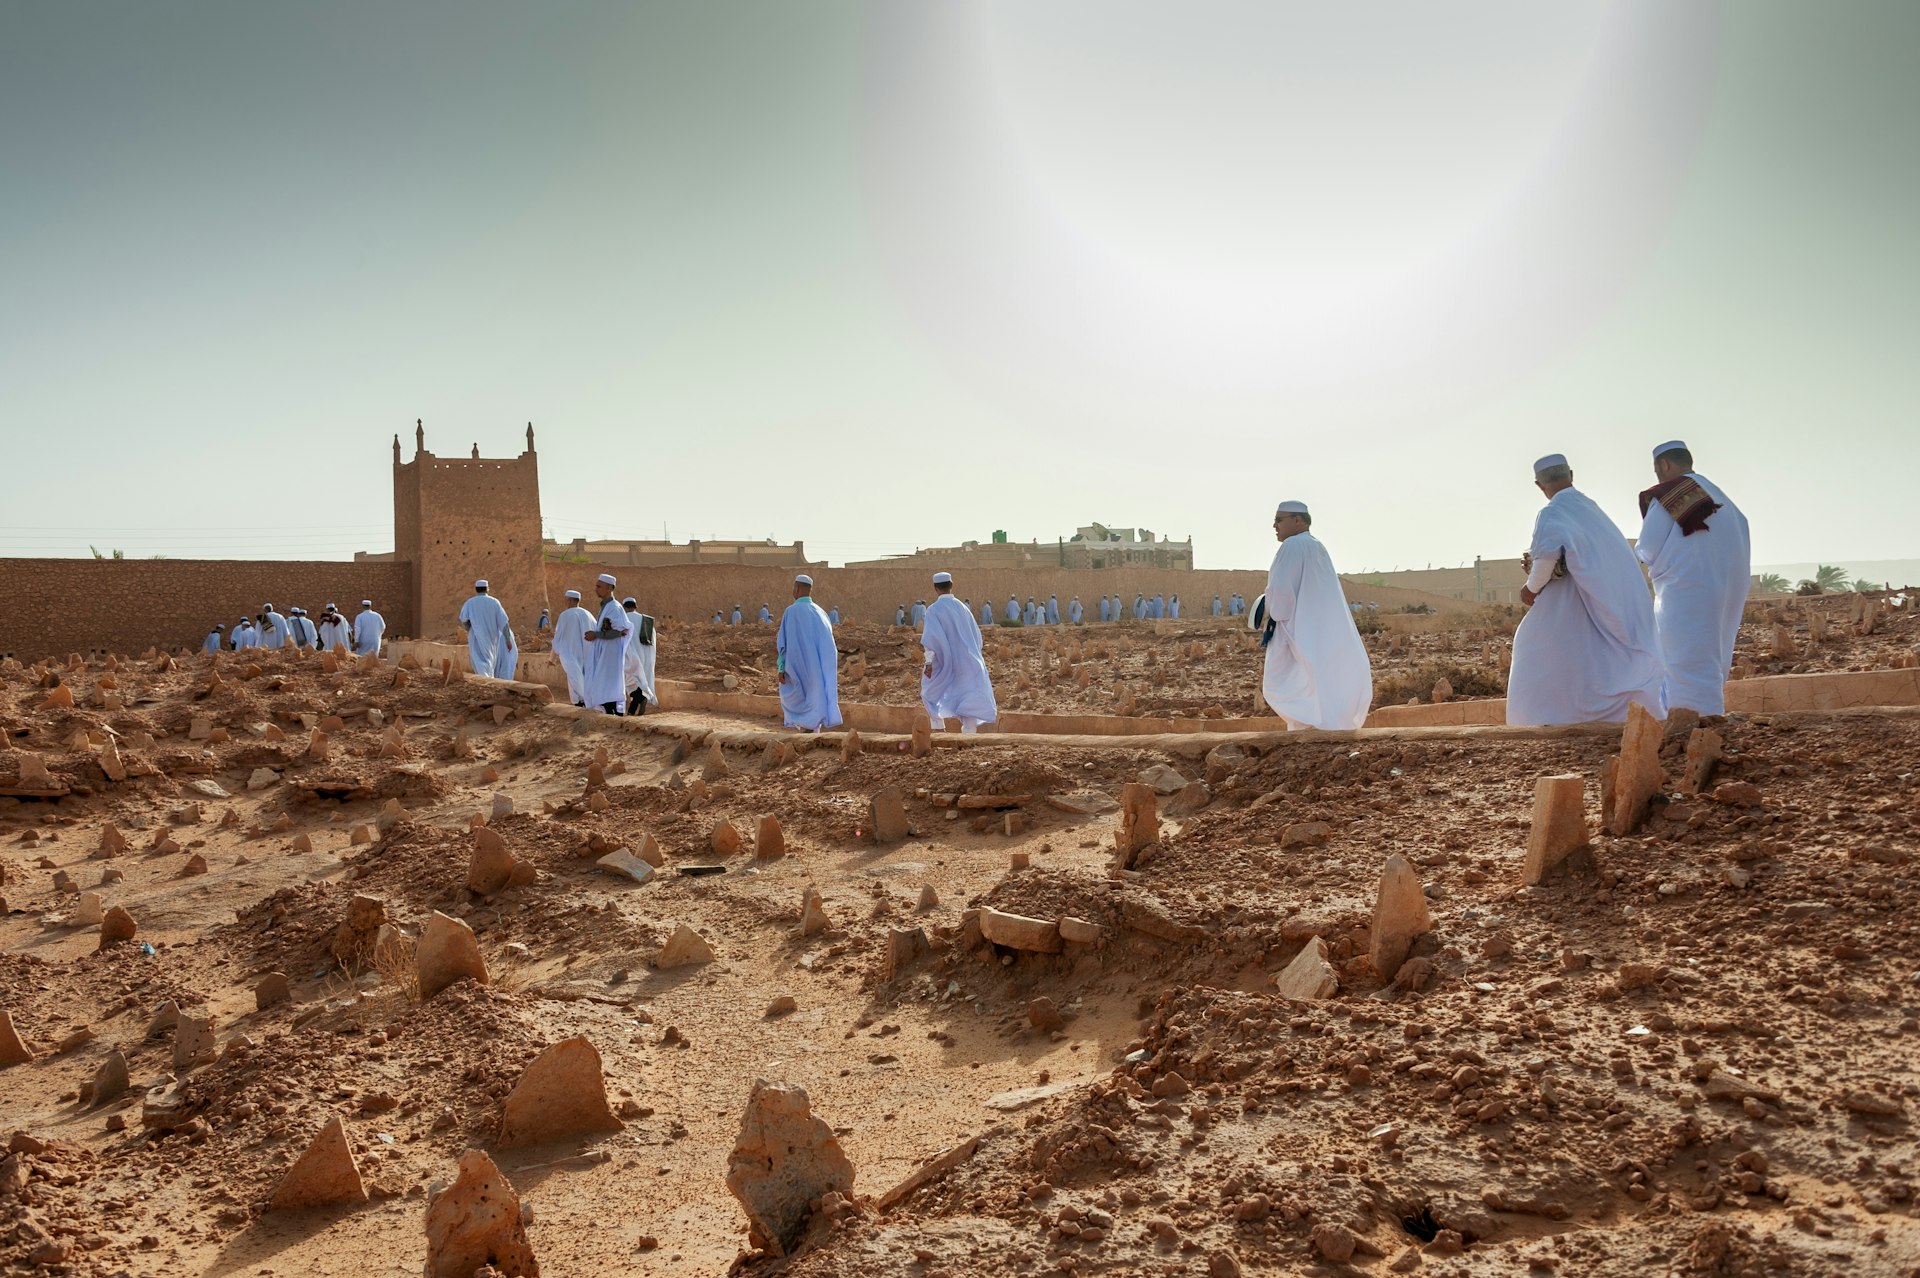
[911,599,927,630]
[202,625,224,654]
[1046,595,1060,625]
[259,604,291,649]
[458,580,510,678]
[920,572,998,733]
[232,618,256,650]
[731,605,743,626]
[979,600,995,627]
[316,605,351,653]
[1005,596,1020,625]
[776,574,841,731]
[580,573,630,713]
[1508,455,1665,726]
[1068,595,1083,624]
[758,603,773,626]
[551,589,594,706]
[1259,501,1373,730]
[622,596,657,715]
[1636,441,1751,716]
[352,600,385,657]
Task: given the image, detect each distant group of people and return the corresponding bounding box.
[714,601,841,626]
[205,601,385,657]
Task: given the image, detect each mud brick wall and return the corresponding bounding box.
[540,562,1475,627]
[0,559,414,663]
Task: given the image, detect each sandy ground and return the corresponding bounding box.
[0,595,1915,1277]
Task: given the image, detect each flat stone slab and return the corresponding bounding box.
[595,850,657,884]
[984,1077,1096,1112]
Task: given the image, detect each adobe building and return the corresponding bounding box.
[390,421,548,641]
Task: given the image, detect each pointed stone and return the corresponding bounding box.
[98,740,126,782]
[92,1050,130,1105]
[98,825,129,857]
[290,833,313,854]
[917,884,939,910]
[1369,854,1433,982]
[498,1036,624,1148]
[726,1079,854,1257]
[38,683,75,710]
[710,821,742,855]
[910,713,933,758]
[630,832,664,867]
[307,729,330,762]
[376,799,406,833]
[174,1014,217,1071]
[0,1010,34,1065]
[417,912,488,1000]
[490,792,514,821]
[1681,727,1724,796]
[657,923,715,969]
[379,726,407,760]
[1114,783,1159,868]
[468,826,532,896]
[840,729,861,762]
[1272,937,1339,1001]
[144,1000,179,1038]
[754,816,786,860]
[701,743,729,780]
[1608,702,1665,836]
[882,927,929,981]
[800,889,831,936]
[16,753,53,788]
[98,906,137,949]
[868,786,909,844]
[1523,774,1590,885]
[75,892,105,927]
[350,824,374,844]
[423,1149,537,1278]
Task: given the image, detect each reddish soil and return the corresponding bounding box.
[0,608,1915,1277]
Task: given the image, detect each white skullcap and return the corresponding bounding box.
[1275,500,1309,516]
[1533,454,1569,475]
[795,573,813,585]
[563,589,581,600]
[596,573,617,586]
[1652,439,1688,458]
[474,579,488,589]
[360,599,372,607]
[213,624,224,630]
[623,596,637,606]
[932,571,952,585]
[324,602,336,610]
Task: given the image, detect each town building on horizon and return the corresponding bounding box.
[843,524,1193,572]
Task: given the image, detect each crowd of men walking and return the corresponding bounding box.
[199,439,1745,739]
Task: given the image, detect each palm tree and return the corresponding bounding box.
[1814,565,1850,592]
[1851,577,1882,594]
[1753,573,1789,594]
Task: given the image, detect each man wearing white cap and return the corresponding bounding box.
[1636,442,1751,716]
[1508,455,1664,725]
[203,624,225,654]
[458,580,511,679]
[581,573,630,713]
[259,603,291,650]
[1258,501,1372,730]
[551,589,594,706]
[776,574,841,731]
[622,596,657,715]
[316,604,351,653]
[352,600,385,657]
[1068,594,1083,624]
[921,572,998,733]
[231,617,257,650]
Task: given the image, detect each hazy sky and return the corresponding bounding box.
[4,1,1916,573]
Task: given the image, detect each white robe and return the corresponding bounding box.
[1260,531,1372,730]
[494,628,519,680]
[232,625,257,650]
[623,609,658,704]
[777,599,842,730]
[202,631,222,654]
[551,606,594,704]
[1636,473,1750,716]
[259,611,291,649]
[316,616,351,652]
[352,609,385,657]
[1508,487,1664,726]
[583,597,630,709]
[458,593,510,678]
[920,595,998,727]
